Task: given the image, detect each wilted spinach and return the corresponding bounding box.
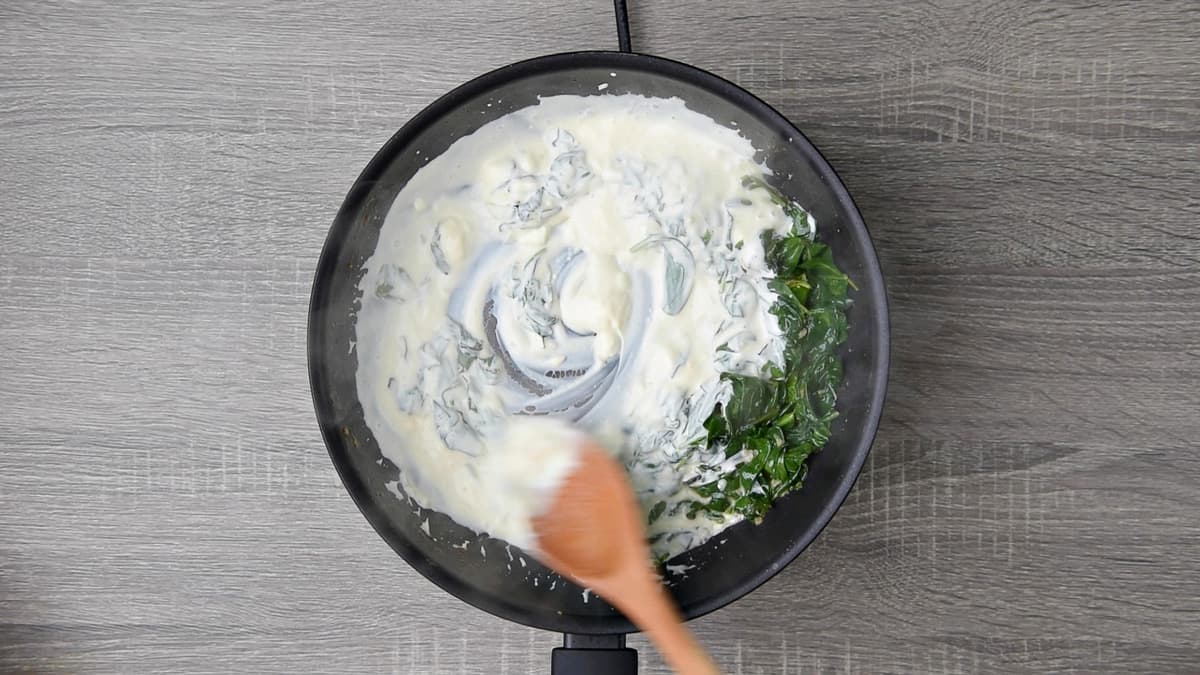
[686,177,854,522]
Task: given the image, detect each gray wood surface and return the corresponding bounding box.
[1,0,1197,672]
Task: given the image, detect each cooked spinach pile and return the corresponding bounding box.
[686,177,854,523]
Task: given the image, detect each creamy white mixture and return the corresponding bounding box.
[355,94,806,559]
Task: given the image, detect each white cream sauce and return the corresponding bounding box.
[355,95,805,559]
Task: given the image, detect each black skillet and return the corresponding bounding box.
[308,2,889,672]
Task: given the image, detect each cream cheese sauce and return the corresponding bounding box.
[355,94,806,559]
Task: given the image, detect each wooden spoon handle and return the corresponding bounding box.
[532,441,721,674]
[604,566,721,675]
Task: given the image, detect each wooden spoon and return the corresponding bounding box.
[532,438,722,675]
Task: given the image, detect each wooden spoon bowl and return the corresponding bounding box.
[533,440,722,675]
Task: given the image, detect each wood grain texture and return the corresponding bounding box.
[1,0,1197,673]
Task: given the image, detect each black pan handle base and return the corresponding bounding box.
[613,0,633,53]
[552,633,637,675]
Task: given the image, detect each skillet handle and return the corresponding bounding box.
[552,634,637,675]
[613,0,632,53]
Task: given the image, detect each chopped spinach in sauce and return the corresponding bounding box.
[651,176,853,538]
